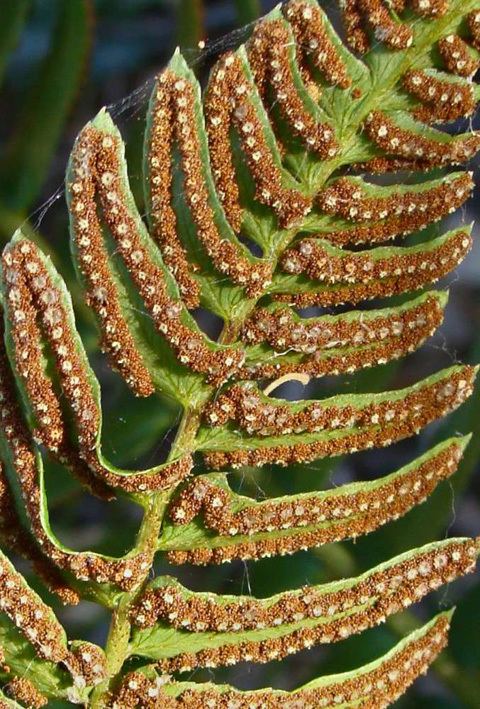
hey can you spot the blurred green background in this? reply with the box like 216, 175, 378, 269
0, 1, 479, 706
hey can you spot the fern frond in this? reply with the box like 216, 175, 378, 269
2, 235, 193, 497
199, 365, 475, 468
67, 112, 244, 399
115, 611, 454, 707
0, 0, 479, 705
160, 437, 468, 563
241, 291, 446, 378
276, 227, 472, 306
0, 321, 154, 591
0, 550, 107, 704
129, 539, 477, 672
313, 172, 473, 245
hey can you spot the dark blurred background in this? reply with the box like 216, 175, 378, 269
0, 1, 479, 707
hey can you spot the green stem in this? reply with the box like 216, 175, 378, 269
90, 376, 213, 704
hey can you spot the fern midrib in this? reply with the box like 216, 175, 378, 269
133, 600, 372, 659
91, 4, 476, 702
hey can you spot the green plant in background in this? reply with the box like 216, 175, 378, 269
0, 0, 479, 707
174, 0, 261, 51
0, 0, 91, 239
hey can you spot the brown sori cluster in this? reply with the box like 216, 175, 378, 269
403, 70, 476, 123
279, 229, 471, 307
67, 643, 108, 687
352, 155, 441, 173
157, 543, 476, 673
146, 77, 200, 308
359, 0, 413, 48
155, 71, 271, 297
28, 561, 80, 607
410, 0, 449, 17
109, 673, 175, 709
316, 173, 473, 246
438, 34, 480, 77
71, 125, 245, 388
469, 10, 480, 50
2, 243, 110, 498
203, 62, 242, 234
247, 19, 338, 159
136, 539, 476, 637
168, 440, 461, 544
0, 333, 151, 590
340, 0, 371, 54
3, 247, 67, 455
0, 555, 68, 663
83, 455, 193, 495
318, 173, 472, 222
283, 1, 352, 89
0, 646, 8, 673
4, 678, 47, 709
364, 111, 480, 165
168, 446, 463, 565
204, 367, 471, 435
205, 52, 312, 230
4, 240, 194, 495
201, 366, 474, 471
209, 367, 473, 434
340, 0, 413, 53
243, 294, 442, 353
69, 132, 154, 398
1, 463, 34, 558
242, 295, 443, 379
103, 614, 454, 708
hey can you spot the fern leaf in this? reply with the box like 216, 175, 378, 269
0, 459, 79, 606
160, 437, 469, 563
146, 55, 273, 303
198, 365, 476, 468
67, 111, 245, 401
129, 539, 477, 672
117, 611, 454, 707
0, 321, 154, 591
0, 0, 479, 705
275, 226, 472, 307
0, 550, 107, 704
312, 172, 473, 245
241, 291, 447, 379
1, 234, 193, 497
